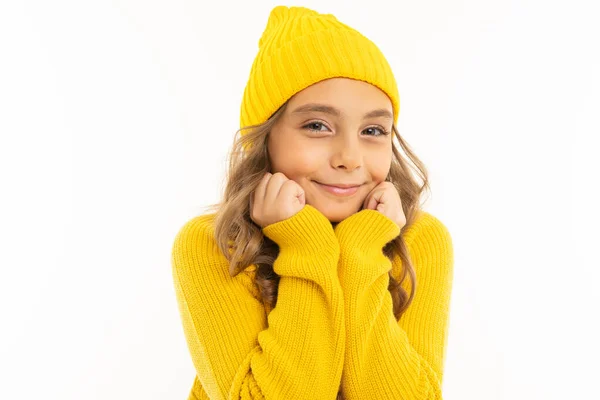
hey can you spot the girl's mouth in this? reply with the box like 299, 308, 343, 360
314, 181, 361, 196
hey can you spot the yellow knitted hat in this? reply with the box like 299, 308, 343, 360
239, 5, 400, 133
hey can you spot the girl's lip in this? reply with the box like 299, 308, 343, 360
315, 181, 361, 196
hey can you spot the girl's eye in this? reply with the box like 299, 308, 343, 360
363, 126, 390, 136
303, 122, 330, 133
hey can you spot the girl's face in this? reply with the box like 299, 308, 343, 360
268, 77, 394, 223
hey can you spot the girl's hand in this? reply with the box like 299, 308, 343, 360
250, 172, 306, 228
362, 181, 407, 230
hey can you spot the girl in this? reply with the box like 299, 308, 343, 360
172, 5, 454, 400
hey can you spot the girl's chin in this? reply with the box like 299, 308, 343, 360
308, 203, 362, 223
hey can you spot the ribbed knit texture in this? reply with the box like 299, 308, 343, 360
171, 205, 453, 399
239, 6, 400, 132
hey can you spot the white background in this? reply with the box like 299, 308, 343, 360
1, 0, 598, 399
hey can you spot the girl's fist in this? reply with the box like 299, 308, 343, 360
250, 172, 306, 228
362, 181, 406, 230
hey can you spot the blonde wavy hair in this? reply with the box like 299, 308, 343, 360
202, 98, 430, 399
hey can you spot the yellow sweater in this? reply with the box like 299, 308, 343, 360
171, 204, 453, 400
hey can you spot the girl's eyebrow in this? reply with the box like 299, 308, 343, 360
291, 103, 393, 120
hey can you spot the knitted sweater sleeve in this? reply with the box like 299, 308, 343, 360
171, 204, 345, 400
334, 209, 454, 399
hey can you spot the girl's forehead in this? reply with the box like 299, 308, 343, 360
287, 79, 394, 114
